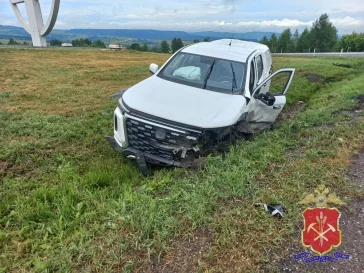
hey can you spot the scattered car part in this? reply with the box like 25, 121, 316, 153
135, 152, 149, 176
255, 203, 285, 218
110, 88, 128, 99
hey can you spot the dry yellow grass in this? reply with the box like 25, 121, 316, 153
0, 49, 169, 115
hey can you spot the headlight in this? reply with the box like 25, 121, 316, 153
118, 99, 130, 115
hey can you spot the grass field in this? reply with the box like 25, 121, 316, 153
1, 48, 363, 272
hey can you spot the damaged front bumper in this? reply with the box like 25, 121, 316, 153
106, 135, 193, 175
106, 135, 184, 167
107, 102, 249, 174
106, 125, 237, 175
107, 102, 207, 174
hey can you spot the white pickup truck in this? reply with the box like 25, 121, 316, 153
106, 39, 295, 174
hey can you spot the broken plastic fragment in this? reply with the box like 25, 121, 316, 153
255, 203, 285, 218
110, 88, 128, 99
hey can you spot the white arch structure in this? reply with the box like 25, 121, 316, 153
9, 0, 60, 47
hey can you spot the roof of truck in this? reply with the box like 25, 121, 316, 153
181, 39, 268, 62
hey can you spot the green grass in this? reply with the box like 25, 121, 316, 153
0, 49, 364, 272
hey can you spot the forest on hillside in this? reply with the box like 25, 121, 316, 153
259, 14, 364, 53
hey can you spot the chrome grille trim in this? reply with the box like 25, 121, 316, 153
125, 114, 185, 133
125, 114, 201, 161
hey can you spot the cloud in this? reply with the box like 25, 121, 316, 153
56, 17, 362, 34
236, 19, 312, 28
1, 0, 363, 34
331, 16, 364, 33
332, 16, 364, 26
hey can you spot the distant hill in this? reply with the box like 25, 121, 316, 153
0, 25, 279, 43
68, 29, 195, 41
0, 25, 29, 38
191, 31, 281, 41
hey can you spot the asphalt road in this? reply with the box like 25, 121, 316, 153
272, 52, 364, 58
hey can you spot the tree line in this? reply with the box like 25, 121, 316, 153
129, 36, 211, 53
337, 32, 364, 52
50, 38, 106, 48
3, 38, 29, 45
129, 37, 186, 53
260, 14, 364, 53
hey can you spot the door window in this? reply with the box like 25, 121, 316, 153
268, 72, 292, 94
256, 55, 264, 81
254, 69, 295, 96
249, 61, 256, 94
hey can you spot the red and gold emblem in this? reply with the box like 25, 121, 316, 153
302, 208, 341, 255
299, 185, 345, 255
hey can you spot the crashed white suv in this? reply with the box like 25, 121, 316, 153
107, 39, 295, 174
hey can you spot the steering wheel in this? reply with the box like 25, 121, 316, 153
218, 76, 233, 83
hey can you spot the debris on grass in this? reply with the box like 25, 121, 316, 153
255, 203, 285, 218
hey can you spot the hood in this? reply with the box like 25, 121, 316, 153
122, 76, 247, 129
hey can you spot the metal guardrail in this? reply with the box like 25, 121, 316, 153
272, 52, 364, 58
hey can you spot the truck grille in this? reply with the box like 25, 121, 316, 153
125, 117, 201, 160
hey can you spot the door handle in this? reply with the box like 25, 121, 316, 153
273, 105, 282, 110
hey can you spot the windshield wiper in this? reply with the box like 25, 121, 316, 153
203, 60, 216, 89
230, 62, 237, 94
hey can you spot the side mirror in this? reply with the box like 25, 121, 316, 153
149, 63, 159, 74
256, 92, 276, 106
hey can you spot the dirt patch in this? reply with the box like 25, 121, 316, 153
286, 147, 307, 162
348, 150, 364, 191
0, 160, 12, 179
188, 157, 207, 171
333, 94, 364, 120
139, 228, 212, 273
315, 123, 336, 130
306, 74, 324, 83
334, 109, 363, 120
355, 94, 364, 104
333, 63, 352, 69
276, 101, 307, 125
352, 95, 364, 112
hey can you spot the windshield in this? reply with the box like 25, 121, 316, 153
158, 52, 245, 94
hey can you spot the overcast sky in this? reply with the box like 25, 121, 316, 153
1, 0, 364, 34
